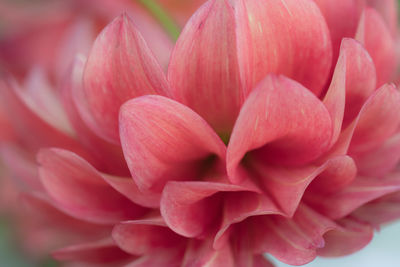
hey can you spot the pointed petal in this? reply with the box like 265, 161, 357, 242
317, 218, 373, 257
249, 204, 337, 265
227, 75, 332, 183
356, 8, 397, 86
160, 180, 250, 238
53, 239, 133, 264
38, 148, 147, 224
312, 0, 364, 65
119, 95, 226, 192
168, 0, 242, 133
83, 14, 170, 143
306, 174, 400, 219
349, 84, 400, 154
234, 0, 332, 96
62, 56, 129, 176
112, 219, 185, 255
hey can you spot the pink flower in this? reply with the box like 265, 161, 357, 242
1, 0, 400, 266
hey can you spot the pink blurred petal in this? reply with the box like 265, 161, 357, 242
53, 239, 133, 264
318, 217, 373, 257
227, 75, 332, 183
356, 8, 397, 86
306, 173, 400, 219
349, 84, 400, 154
38, 148, 147, 224
119, 95, 226, 192
61, 56, 129, 175
366, 0, 398, 37
83, 14, 170, 143
249, 204, 337, 265
312, 0, 364, 66
168, 0, 243, 133
234, 0, 332, 96
112, 218, 185, 255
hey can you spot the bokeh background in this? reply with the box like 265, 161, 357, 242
1, 0, 400, 266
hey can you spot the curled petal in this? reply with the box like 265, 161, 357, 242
52, 239, 133, 264
168, 0, 243, 133
356, 8, 397, 86
234, 0, 332, 96
227, 75, 332, 183
318, 218, 373, 257
83, 14, 170, 143
119, 95, 226, 192
38, 148, 147, 224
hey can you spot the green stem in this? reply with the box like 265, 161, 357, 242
137, 0, 181, 41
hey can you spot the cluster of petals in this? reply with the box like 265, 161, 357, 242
1, 0, 400, 266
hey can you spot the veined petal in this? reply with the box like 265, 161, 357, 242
168, 0, 243, 133
227, 75, 332, 183
317, 217, 373, 257
119, 95, 226, 192
52, 239, 133, 264
356, 8, 397, 86
38, 148, 147, 224
349, 84, 400, 154
112, 218, 185, 255
234, 0, 332, 96
83, 14, 170, 143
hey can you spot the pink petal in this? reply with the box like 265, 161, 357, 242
250, 155, 357, 216
249, 204, 337, 265
38, 148, 147, 224
317, 217, 373, 257
182, 239, 235, 267
366, 0, 398, 37
119, 95, 226, 192
349, 84, 400, 154
62, 56, 129, 176
83, 14, 170, 143
102, 175, 160, 208
227, 75, 332, 183
112, 218, 185, 255
312, 0, 364, 66
52, 239, 133, 264
354, 133, 400, 177
168, 0, 243, 133
160, 180, 250, 238
356, 8, 397, 86
234, 0, 332, 96
306, 174, 400, 219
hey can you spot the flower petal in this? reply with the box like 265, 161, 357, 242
168, 0, 243, 133
317, 218, 373, 257
119, 95, 226, 192
234, 0, 332, 96
38, 148, 147, 224
227, 75, 332, 183
356, 8, 397, 86
366, 0, 398, 37
52, 239, 133, 264
83, 14, 170, 143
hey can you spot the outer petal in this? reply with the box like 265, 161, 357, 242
83, 14, 170, 143
247, 204, 337, 265
112, 218, 185, 255
53, 239, 133, 264
234, 0, 332, 96
317, 218, 373, 257
356, 8, 397, 86
168, 0, 243, 133
227, 75, 332, 183
119, 95, 226, 192
305, 173, 400, 219
349, 84, 400, 154
38, 148, 147, 224
312, 0, 364, 64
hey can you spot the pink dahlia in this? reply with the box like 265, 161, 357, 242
1, 0, 400, 266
